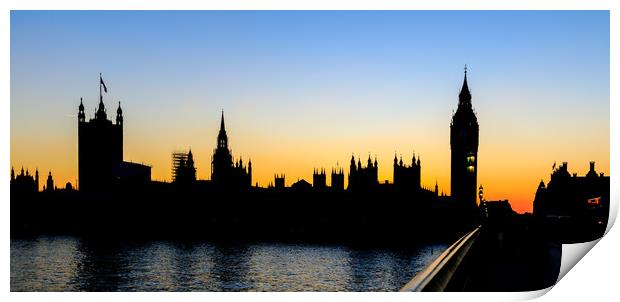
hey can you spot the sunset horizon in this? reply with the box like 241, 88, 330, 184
10, 11, 610, 214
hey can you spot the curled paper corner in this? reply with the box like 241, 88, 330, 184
518, 287, 554, 300
557, 239, 600, 282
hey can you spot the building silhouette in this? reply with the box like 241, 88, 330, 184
533, 161, 610, 242
450, 67, 479, 208
10, 167, 38, 194
172, 149, 196, 185
348, 155, 378, 191
331, 167, 345, 192
45, 171, 54, 192
113, 161, 151, 187
312, 168, 327, 190
291, 178, 312, 192
77, 79, 123, 192
274, 174, 285, 190
211, 112, 252, 190
393, 153, 421, 191
78, 75, 150, 192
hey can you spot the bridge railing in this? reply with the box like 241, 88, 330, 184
400, 225, 481, 292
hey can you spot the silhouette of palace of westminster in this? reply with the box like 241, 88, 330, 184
8, 70, 488, 242
11, 69, 608, 244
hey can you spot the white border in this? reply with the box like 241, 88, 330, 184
2, 1, 618, 302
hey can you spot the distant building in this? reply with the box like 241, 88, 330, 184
45, 171, 54, 192
10, 167, 38, 194
450, 68, 479, 209
533, 161, 610, 242
291, 179, 312, 192
331, 167, 345, 192
312, 168, 327, 190
348, 155, 378, 191
483, 199, 515, 226
112, 161, 151, 186
274, 174, 285, 190
393, 153, 421, 191
211, 112, 252, 190
172, 149, 196, 185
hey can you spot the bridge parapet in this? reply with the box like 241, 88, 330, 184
400, 226, 481, 292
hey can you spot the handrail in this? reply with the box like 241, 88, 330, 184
400, 225, 481, 292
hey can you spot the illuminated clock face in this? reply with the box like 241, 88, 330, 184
467, 153, 475, 173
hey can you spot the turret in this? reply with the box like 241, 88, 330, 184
217, 111, 228, 149
586, 161, 598, 178
46, 171, 54, 192
248, 158, 249, 187
116, 101, 123, 126
95, 97, 107, 121
78, 97, 85, 122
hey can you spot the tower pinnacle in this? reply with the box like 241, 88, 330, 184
217, 111, 228, 149
459, 66, 471, 105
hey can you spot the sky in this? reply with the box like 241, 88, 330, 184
10, 10, 609, 213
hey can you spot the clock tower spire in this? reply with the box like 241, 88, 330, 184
450, 66, 479, 209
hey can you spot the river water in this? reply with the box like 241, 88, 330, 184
11, 237, 447, 291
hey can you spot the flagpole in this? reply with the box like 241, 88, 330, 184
99, 73, 102, 102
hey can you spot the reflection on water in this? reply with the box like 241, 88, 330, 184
11, 237, 447, 291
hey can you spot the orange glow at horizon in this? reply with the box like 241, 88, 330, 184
10, 101, 610, 215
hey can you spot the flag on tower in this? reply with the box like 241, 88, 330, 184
100, 75, 108, 93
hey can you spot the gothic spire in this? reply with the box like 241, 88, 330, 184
220, 110, 226, 132
217, 110, 228, 149
459, 64, 472, 106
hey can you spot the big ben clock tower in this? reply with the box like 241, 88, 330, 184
450, 66, 479, 209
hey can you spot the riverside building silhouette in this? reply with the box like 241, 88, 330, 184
348, 155, 378, 192
10, 167, 38, 194
45, 171, 54, 192
450, 67, 479, 208
77, 75, 150, 192
312, 168, 327, 190
331, 167, 345, 192
393, 153, 422, 192
172, 149, 197, 185
211, 112, 252, 190
533, 161, 610, 242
